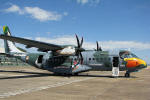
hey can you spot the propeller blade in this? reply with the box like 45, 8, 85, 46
75, 34, 84, 64
96, 41, 102, 51
99, 47, 102, 51
75, 34, 85, 51
80, 37, 83, 47
96, 41, 99, 51
79, 52, 83, 64
75, 34, 80, 48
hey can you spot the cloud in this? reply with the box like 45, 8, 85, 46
98, 41, 150, 50
63, 12, 68, 16
24, 7, 62, 21
1, 34, 149, 52
76, 0, 100, 5
77, 0, 89, 5
4, 5, 67, 22
35, 35, 76, 46
35, 35, 150, 50
46, 32, 51, 35
0, 35, 149, 62
4, 4, 24, 14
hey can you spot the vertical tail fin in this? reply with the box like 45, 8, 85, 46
3, 26, 26, 54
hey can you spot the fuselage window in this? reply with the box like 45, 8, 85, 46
89, 58, 91, 61
93, 58, 95, 60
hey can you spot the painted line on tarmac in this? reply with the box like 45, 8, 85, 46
0, 77, 94, 98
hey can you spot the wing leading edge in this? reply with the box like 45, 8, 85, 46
0, 35, 62, 51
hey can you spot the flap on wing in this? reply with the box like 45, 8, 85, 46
0, 35, 62, 51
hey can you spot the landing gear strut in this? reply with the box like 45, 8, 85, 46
72, 73, 79, 76
125, 72, 130, 77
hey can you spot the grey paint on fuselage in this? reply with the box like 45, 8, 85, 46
34, 50, 126, 74
13, 50, 126, 74
81, 51, 124, 71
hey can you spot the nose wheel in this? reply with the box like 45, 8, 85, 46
125, 72, 130, 77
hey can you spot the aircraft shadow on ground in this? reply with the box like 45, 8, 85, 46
0, 70, 54, 80
0, 70, 137, 80
75, 74, 137, 78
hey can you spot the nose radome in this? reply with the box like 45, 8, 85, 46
124, 58, 147, 68
136, 58, 147, 66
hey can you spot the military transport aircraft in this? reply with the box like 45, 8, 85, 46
0, 26, 147, 77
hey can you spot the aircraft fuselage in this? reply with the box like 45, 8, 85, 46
15, 50, 146, 75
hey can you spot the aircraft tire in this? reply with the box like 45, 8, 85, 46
125, 73, 130, 77
74, 73, 79, 76
72, 73, 78, 76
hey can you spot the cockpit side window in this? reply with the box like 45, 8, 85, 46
130, 53, 138, 58
124, 54, 129, 58
119, 51, 138, 59
119, 51, 128, 59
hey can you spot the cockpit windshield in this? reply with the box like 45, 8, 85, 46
119, 51, 138, 59
130, 53, 138, 58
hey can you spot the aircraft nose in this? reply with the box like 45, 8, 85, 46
124, 58, 147, 69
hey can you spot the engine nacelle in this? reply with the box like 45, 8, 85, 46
57, 46, 75, 55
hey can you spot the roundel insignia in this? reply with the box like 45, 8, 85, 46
73, 60, 78, 65
72, 60, 79, 71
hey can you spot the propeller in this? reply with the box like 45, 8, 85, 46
96, 41, 102, 51
75, 34, 84, 64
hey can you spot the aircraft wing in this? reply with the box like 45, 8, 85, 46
0, 35, 62, 51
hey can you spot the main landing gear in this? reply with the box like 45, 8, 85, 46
125, 72, 130, 77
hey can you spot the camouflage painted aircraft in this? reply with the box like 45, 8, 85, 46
0, 26, 147, 77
